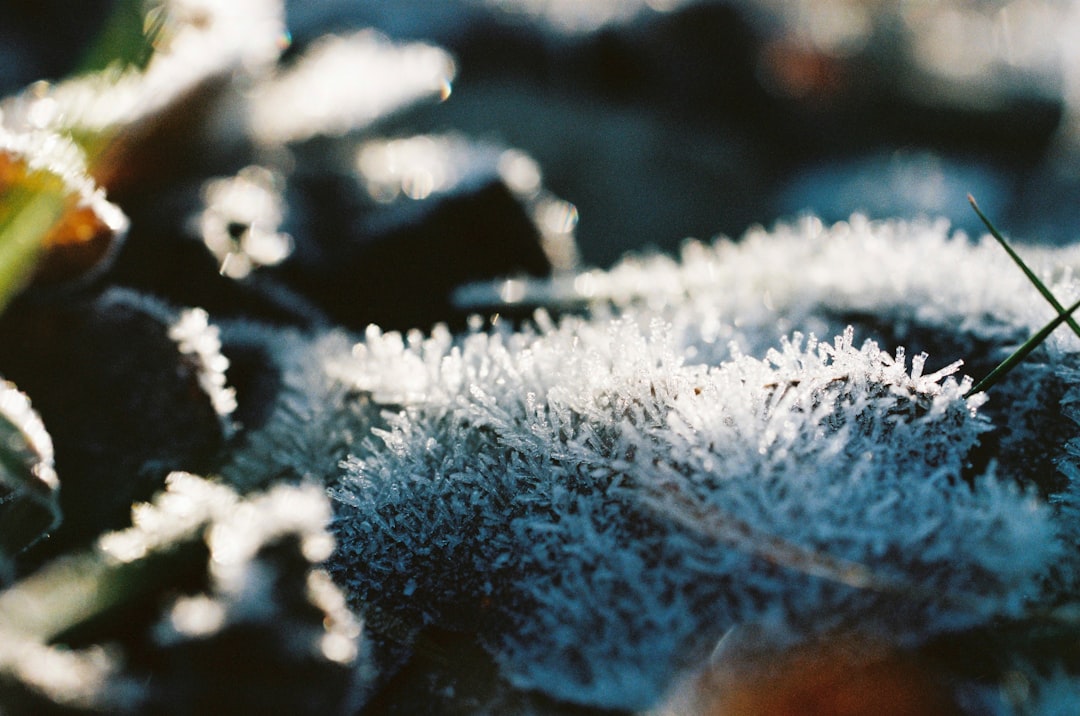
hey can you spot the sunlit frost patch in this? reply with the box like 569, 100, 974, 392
207, 214, 1080, 710
456, 214, 1080, 362
248, 30, 456, 145
218, 323, 366, 493
0, 0, 286, 140
326, 311, 1058, 709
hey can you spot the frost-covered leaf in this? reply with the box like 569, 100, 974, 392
0, 472, 369, 714
326, 310, 1055, 709
247, 30, 455, 145
456, 214, 1080, 358
0, 0, 287, 197
0, 128, 128, 304
0, 380, 59, 576
0, 290, 235, 554
205, 215, 1080, 709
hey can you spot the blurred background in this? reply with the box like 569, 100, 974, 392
2, 0, 1078, 269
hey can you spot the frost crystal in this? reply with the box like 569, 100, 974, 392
168, 308, 237, 428
456, 214, 1080, 362
327, 312, 1057, 709
215, 215, 1080, 710
0, 127, 129, 285
219, 323, 367, 493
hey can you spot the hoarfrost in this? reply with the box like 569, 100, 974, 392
223, 214, 1080, 710
168, 308, 238, 426
327, 311, 1058, 709
218, 323, 369, 493
456, 214, 1080, 362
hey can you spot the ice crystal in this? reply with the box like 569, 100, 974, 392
455, 214, 1080, 362
0, 380, 57, 495
1047, 372, 1080, 592
456, 213, 1080, 494
97, 471, 239, 565
327, 311, 1057, 709
0, 127, 97, 194
218, 324, 367, 493
168, 307, 237, 429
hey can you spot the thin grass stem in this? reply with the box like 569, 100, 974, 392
969, 194, 1080, 340
966, 296, 1080, 397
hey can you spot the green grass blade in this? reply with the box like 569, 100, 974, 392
0, 189, 67, 312
966, 295, 1080, 397
969, 194, 1080, 340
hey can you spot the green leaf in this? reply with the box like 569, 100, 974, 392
76, 0, 167, 74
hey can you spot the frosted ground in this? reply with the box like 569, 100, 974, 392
220, 213, 1080, 712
